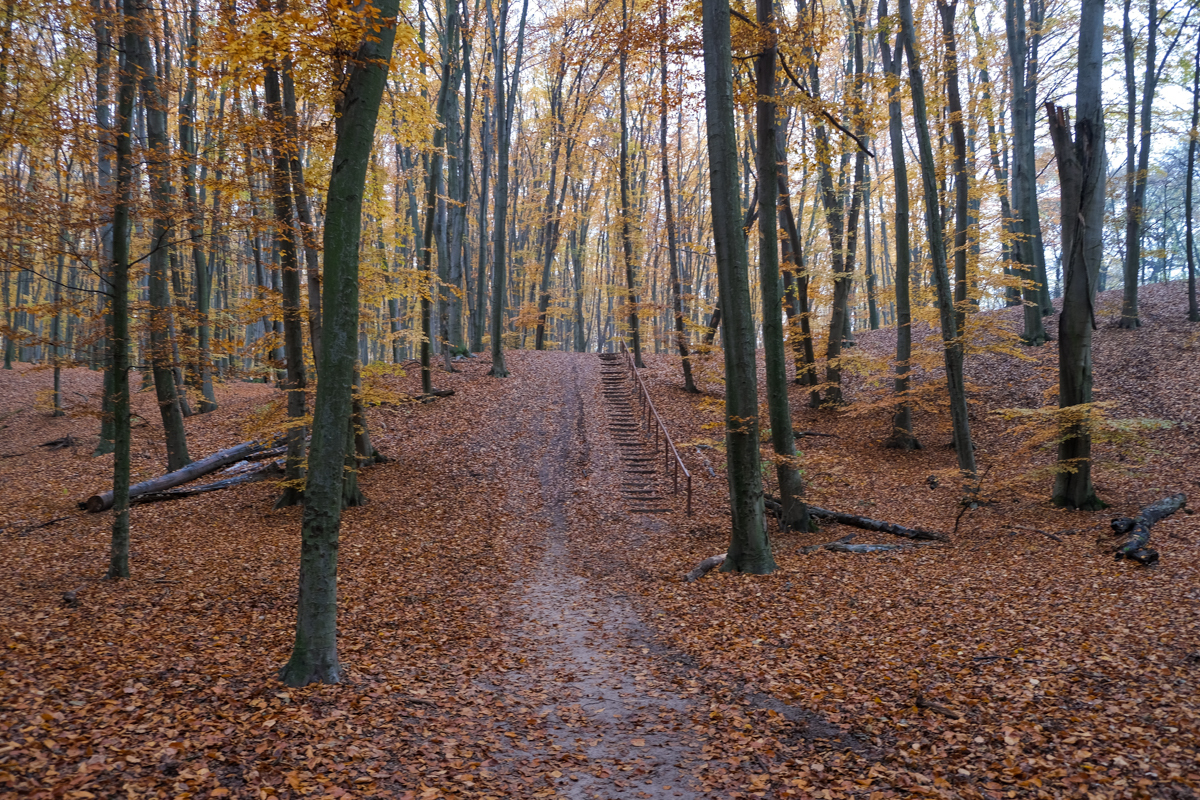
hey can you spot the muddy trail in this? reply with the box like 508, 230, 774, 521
482, 354, 705, 798
467, 353, 858, 799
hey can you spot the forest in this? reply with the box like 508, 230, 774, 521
1, 0, 1199, 796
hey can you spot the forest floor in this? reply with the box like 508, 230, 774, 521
1, 281, 1198, 800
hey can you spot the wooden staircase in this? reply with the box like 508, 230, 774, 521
598, 353, 672, 514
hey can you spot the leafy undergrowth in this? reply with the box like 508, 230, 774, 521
0, 282, 1197, 800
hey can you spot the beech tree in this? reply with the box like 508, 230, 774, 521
1046, 0, 1106, 510
898, 0, 978, 490
703, 0, 773, 574
279, 0, 402, 687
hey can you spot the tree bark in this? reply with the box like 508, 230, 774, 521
620, 0, 645, 368
83, 436, 286, 512
661, 0, 697, 392
1190, 24, 1200, 323
135, 8, 191, 472
420, 2, 460, 393
106, 0, 139, 579
181, 0, 217, 413
756, 0, 808, 532
702, 0, 773, 574
879, 9, 919, 451
1006, 0, 1048, 345
1120, 0, 1156, 329
487, 0, 529, 377
1111, 493, 1186, 565
1046, 0, 1105, 511
262, 33, 307, 509
939, 0, 970, 334
899, 0, 978, 490
279, 0, 400, 687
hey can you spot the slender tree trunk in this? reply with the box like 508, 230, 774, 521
1119, 0, 1181, 328
756, 0, 808, 532
703, 0, 773, 574
136, 7, 191, 472
1046, 0, 1105, 510
472, 69, 491, 353
93, 0, 117, 454
899, 0, 977, 487
181, 0, 217, 412
660, 0, 697, 392
1189, 25, 1200, 323
108, 0, 140, 579
1006, 0, 1048, 344
279, 0, 400, 688
880, 8, 919, 450
940, 0, 969, 334
263, 32, 307, 509
487, 0, 529, 377
420, 3, 460, 391
282, 64, 323, 367
620, 0, 645, 367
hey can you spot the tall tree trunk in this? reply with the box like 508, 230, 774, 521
777, 119, 819, 400
181, 0, 217, 412
1189, 24, 1200, 323
1006, 0, 1048, 344
282, 63, 322, 366
279, 0, 400, 688
108, 0, 140, 579
263, 21, 307, 509
969, 5, 1022, 311
136, 7, 191, 472
880, 7, 919, 450
472, 69, 491, 353
1046, 0, 1105, 510
756, 0, 808, 532
93, 0, 117, 455
420, 1, 460, 390
807, 0, 866, 404
899, 0, 977, 488
939, 0, 969, 334
660, 0, 697, 392
487, 0, 529, 377
702, 0, 773, 574
620, 0, 645, 367
1118, 0, 1184, 327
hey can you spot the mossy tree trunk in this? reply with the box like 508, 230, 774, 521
879, 5, 920, 451
279, 0, 400, 687
702, 0, 773, 574
107, 0, 140, 580
756, 0, 808, 532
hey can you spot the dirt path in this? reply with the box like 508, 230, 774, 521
486, 354, 708, 799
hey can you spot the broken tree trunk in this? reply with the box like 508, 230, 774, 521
800, 534, 856, 554
766, 498, 948, 541
1111, 492, 1186, 566
81, 435, 285, 512
685, 553, 727, 582
129, 460, 284, 506
808, 505, 948, 541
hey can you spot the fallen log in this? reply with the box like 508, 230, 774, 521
1111, 493, 1186, 566
825, 541, 912, 553
799, 534, 856, 554
81, 435, 285, 512
805, 504, 948, 541
684, 553, 726, 582
129, 460, 284, 506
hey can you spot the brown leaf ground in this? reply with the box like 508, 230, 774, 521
1, 281, 1197, 800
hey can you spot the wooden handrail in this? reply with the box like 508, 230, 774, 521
619, 345, 692, 515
